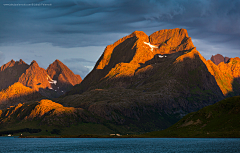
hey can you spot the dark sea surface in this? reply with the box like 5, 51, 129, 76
0, 137, 239, 153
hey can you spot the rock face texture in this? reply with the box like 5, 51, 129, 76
0, 59, 82, 109
58, 28, 228, 132
0, 59, 29, 90
206, 57, 240, 96
68, 28, 196, 94
210, 54, 230, 65
47, 60, 82, 92
1, 28, 240, 134
18, 60, 51, 91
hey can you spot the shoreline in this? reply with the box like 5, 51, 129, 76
18, 135, 240, 138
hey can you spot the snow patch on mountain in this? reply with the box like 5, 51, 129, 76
158, 55, 167, 58
47, 75, 57, 85
144, 42, 158, 51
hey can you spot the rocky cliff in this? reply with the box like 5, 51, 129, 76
47, 59, 82, 93
57, 28, 225, 132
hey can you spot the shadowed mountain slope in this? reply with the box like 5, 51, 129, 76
0, 99, 123, 135
68, 28, 195, 94
144, 96, 240, 138
55, 28, 225, 132
1, 28, 239, 135
0, 59, 29, 90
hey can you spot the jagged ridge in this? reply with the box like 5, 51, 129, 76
57, 28, 225, 132
47, 59, 82, 91
0, 59, 82, 109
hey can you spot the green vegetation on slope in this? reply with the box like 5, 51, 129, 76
143, 96, 240, 138
0, 98, 179, 136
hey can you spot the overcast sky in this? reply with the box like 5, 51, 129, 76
1, 0, 240, 78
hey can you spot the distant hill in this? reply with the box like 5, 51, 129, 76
0, 82, 43, 109
144, 96, 240, 138
0, 99, 121, 136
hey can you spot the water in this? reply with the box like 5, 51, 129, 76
0, 137, 239, 153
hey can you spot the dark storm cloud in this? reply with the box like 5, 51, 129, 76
63, 57, 94, 63
1, 0, 240, 52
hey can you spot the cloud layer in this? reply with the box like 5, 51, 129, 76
1, 0, 240, 48
1, 0, 240, 77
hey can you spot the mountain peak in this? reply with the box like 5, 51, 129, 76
149, 28, 193, 54
68, 28, 199, 96
210, 54, 230, 65
46, 59, 82, 91
30, 60, 39, 66
53, 59, 62, 64
0, 58, 81, 99
0, 60, 15, 71
51, 59, 66, 68
94, 28, 195, 71
16, 59, 27, 65
131, 31, 148, 39
0, 59, 30, 90
19, 60, 51, 91
47, 59, 67, 72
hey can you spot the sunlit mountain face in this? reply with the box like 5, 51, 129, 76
0, 59, 82, 102
0, 28, 240, 136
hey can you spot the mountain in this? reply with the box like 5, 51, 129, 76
144, 96, 240, 138
0, 99, 119, 136
18, 60, 52, 91
0, 59, 29, 90
46, 59, 82, 93
206, 56, 240, 96
67, 28, 196, 94
56, 28, 226, 132
0, 59, 82, 106
1, 28, 239, 135
0, 82, 43, 109
210, 54, 230, 65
